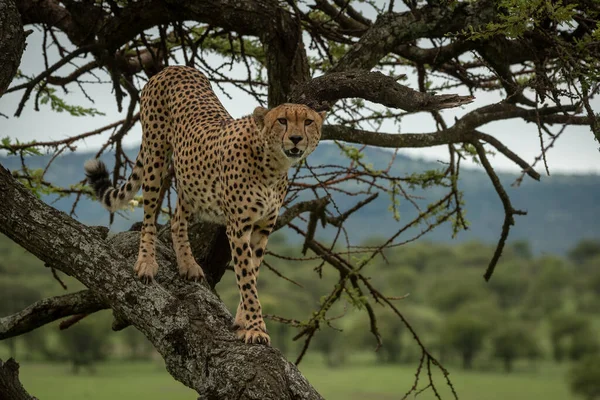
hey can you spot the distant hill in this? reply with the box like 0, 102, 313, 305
1, 143, 599, 255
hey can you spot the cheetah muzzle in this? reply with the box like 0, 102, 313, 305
84, 65, 325, 345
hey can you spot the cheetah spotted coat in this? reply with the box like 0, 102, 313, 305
85, 66, 325, 344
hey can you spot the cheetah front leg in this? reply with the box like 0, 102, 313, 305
231, 211, 277, 339
171, 196, 205, 281
249, 212, 277, 276
226, 221, 270, 345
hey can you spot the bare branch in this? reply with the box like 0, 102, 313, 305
0, 290, 107, 340
274, 197, 330, 231
473, 142, 527, 281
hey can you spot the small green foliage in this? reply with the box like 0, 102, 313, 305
342, 285, 368, 311
0, 137, 42, 156
338, 144, 364, 162
405, 169, 448, 190
460, 0, 578, 40
38, 87, 105, 117
388, 180, 402, 221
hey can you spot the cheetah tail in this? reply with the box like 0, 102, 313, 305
84, 154, 143, 213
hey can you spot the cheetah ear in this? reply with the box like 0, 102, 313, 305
318, 111, 327, 121
253, 106, 268, 130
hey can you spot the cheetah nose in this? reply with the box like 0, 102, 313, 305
290, 135, 302, 145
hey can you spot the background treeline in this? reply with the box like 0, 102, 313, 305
2, 144, 600, 255
1, 234, 600, 398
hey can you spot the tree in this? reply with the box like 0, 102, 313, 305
121, 326, 155, 361
569, 240, 600, 267
442, 308, 493, 370
550, 313, 599, 362
429, 270, 493, 313
490, 321, 540, 373
57, 315, 111, 374
568, 355, 600, 400
0, 0, 599, 398
0, 283, 41, 359
0, 0, 25, 95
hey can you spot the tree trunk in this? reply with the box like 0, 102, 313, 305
0, 0, 25, 96
503, 356, 513, 373
462, 351, 473, 370
0, 165, 323, 399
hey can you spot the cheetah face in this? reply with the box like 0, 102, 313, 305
253, 104, 326, 163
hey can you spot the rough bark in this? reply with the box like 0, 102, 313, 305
330, 0, 498, 73
289, 70, 474, 111
0, 359, 37, 400
0, 165, 322, 400
0, 290, 107, 340
0, 0, 26, 96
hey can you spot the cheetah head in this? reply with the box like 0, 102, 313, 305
253, 104, 326, 163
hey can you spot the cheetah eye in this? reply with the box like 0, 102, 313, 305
304, 119, 314, 126
277, 118, 287, 125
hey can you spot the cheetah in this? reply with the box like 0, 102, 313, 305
84, 66, 325, 344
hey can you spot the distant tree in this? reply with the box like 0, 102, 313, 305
587, 270, 600, 297
372, 312, 405, 365
486, 261, 530, 309
442, 309, 492, 370
121, 327, 154, 361
429, 271, 493, 313
20, 328, 51, 362
550, 314, 599, 362
0, 282, 41, 358
568, 355, 600, 400
523, 258, 572, 318
58, 318, 111, 374
312, 328, 347, 368
569, 329, 600, 362
510, 241, 533, 260
490, 321, 540, 373
569, 240, 600, 266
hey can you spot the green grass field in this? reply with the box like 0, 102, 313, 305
12, 357, 575, 400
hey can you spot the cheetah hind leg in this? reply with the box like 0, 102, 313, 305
135, 223, 160, 283
171, 198, 205, 281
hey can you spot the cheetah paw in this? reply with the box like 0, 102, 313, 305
177, 257, 205, 281
235, 327, 271, 345
134, 259, 159, 283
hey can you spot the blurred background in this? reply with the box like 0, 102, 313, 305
1, 0, 600, 399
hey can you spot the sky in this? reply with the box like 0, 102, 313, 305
1, 20, 598, 176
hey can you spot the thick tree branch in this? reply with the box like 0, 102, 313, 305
0, 290, 107, 340
0, 359, 36, 400
0, 164, 321, 400
0, 0, 26, 96
289, 70, 474, 111
331, 1, 497, 73
17, 0, 309, 106
322, 124, 466, 148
